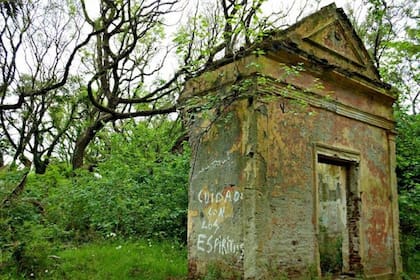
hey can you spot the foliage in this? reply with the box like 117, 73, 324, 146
0, 120, 190, 277
0, 168, 58, 277
396, 112, 420, 193
395, 111, 420, 275
318, 225, 343, 276
56, 120, 189, 242
2, 239, 187, 280
353, 0, 419, 114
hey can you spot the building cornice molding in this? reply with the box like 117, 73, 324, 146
260, 79, 395, 131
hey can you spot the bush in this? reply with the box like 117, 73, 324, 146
44, 121, 190, 242
0, 120, 190, 277
395, 112, 420, 275
0, 169, 58, 277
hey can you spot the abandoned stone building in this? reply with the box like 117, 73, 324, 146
181, 3, 402, 279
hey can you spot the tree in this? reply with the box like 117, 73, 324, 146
0, 0, 99, 111
71, 0, 183, 169
72, 0, 279, 169
1, 0, 316, 170
351, 0, 419, 114
1, 76, 86, 173
0, 0, 103, 171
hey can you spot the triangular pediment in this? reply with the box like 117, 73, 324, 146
274, 4, 380, 81
304, 20, 365, 67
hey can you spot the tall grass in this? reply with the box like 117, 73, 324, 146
1, 239, 187, 280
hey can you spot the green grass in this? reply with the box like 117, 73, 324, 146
2, 239, 187, 280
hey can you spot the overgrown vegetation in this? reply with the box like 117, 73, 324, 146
396, 111, 420, 275
1, 240, 187, 279
318, 226, 343, 276
0, 0, 418, 278
0, 120, 190, 278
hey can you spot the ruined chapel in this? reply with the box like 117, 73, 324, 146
181, 3, 402, 279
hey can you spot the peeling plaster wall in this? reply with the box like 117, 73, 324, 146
187, 101, 247, 279
258, 98, 397, 277
183, 25, 400, 278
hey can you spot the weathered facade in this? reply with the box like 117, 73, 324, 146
181, 4, 402, 279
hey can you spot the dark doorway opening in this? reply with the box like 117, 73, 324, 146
317, 154, 362, 277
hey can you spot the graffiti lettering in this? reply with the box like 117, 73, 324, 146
198, 189, 243, 205
195, 185, 243, 256
201, 220, 220, 233
207, 206, 225, 217
197, 234, 244, 255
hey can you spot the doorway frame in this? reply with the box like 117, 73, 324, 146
313, 143, 362, 277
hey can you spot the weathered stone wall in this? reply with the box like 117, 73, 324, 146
187, 101, 247, 279
253, 96, 397, 277
184, 58, 400, 279
183, 5, 401, 278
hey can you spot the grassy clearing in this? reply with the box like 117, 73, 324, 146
1, 239, 187, 280
53, 239, 187, 280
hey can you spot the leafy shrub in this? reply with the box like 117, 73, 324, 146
0, 169, 58, 277
0, 120, 190, 277
44, 121, 190, 242
395, 112, 420, 275
48, 239, 187, 279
